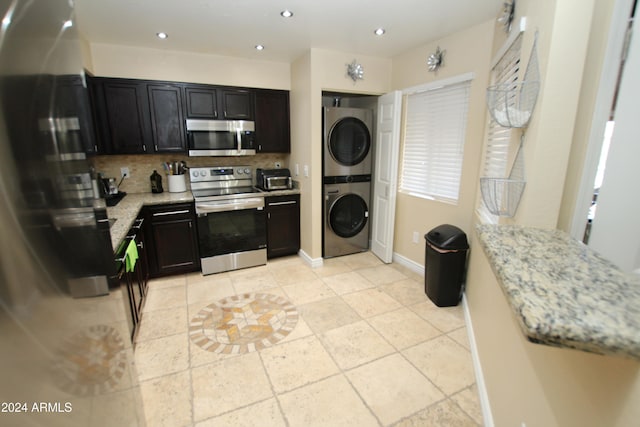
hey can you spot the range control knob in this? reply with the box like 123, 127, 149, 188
244, 168, 251, 175
191, 170, 199, 178
236, 169, 244, 175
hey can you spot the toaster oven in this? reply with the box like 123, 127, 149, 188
256, 168, 292, 191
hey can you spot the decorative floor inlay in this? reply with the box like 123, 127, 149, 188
190, 293, 298, 354
52, 325, 127, 396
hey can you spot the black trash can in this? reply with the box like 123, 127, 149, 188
424, 224, 469, 307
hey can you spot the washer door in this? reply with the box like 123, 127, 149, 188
329, 193, 368, 238
328, 117, 371, 166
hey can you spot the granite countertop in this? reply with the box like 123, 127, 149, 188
107, 188, 300, 251
476, 224, 640, 359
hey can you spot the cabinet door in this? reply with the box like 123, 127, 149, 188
150, 219, 199, 275
145, 204, 200, 277
184, 86, 218, 119
266, 195, 300, 259
148, 84, 186, 152
220, 88, 254, 120
99, 79, 152, 154
55, 74, 98, 155
255, 89, 290, 153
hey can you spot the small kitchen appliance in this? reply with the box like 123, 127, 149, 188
256, 168, 292, 191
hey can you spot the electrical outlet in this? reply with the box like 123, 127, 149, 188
412, 231, 420, 244
120, 167, 130, 178
275, 162, 281, 169
303, 165, 309, 177
294, 164, 300, 176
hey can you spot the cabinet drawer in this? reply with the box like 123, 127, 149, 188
146, 203, 195, 222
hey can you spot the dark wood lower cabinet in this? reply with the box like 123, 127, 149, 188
116, 217, 148, 342
266, 194, 300, 259
144, 203, 200, 277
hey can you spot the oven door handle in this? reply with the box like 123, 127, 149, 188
196, 197, 265, 214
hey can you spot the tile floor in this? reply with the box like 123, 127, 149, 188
134, 252, 483, 427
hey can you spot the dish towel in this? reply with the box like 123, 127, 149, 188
125, 239, 139, 273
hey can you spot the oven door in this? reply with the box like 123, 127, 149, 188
186, 119, 256, 156
195, 198, 267, 274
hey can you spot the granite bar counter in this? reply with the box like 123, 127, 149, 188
476, 224, 640, 359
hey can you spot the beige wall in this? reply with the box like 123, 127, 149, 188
389, 20, 495, 267
466, 242, 640, 427
87, 43, 291, 89
490, 0, 595, 228
465, 0, 640, 425
290, 52, 315, 259
292, 49, 392, 260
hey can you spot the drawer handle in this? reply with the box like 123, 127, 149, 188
153, 209, 190, 216
268, 201, 297, 206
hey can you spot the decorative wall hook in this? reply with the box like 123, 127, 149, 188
346, 59, 364, 83
427, 46, 445, 72
498, 0, 515, 33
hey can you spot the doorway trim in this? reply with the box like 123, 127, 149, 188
569, 0, 636, 240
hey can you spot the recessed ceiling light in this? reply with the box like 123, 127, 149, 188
374, 28, 386, 36
255, 44, 265, 51
156, 32, 168, 39
280, 10, 293, 18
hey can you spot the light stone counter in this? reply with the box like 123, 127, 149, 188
476, 224, 640, 359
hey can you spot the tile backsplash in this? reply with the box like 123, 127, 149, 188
91, 153, 289, 194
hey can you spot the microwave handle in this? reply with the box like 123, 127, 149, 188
236, 128, 242, 151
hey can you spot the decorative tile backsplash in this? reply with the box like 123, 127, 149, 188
91, 153, 289, 194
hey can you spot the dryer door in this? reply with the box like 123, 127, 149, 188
328, 193, 369, 238
328, 117, 371, 166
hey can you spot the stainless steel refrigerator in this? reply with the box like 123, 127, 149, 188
0, 0, 145, 424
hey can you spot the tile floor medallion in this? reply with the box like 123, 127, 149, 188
52, 324, 127, 396
189, 293, 298, 354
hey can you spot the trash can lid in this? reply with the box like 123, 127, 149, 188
425, 224, 469, 250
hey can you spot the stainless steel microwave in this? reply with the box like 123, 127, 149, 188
186, 119, 256, 156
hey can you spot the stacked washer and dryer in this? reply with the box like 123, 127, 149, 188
323, 107, 374, 258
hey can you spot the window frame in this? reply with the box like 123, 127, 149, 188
399, 73, 474, 205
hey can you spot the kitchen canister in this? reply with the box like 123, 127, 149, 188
167, 174, 187, 193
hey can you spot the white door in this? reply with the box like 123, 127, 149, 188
588, 14, 640, 274
371, 91, 402, 263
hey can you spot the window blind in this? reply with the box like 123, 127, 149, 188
399, 79, 471, 204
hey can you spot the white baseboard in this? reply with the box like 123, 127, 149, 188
298, 249, 323, 268
462, 294, 494, 427
392, 252, 425, 276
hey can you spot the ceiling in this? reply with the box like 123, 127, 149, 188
73, 0, 505, 63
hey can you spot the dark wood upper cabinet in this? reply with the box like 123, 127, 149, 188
90, 77, 289, 155
184, 86, 253, 120
148, 84, 186, 152
94, 78, 152, 154
55, 74, 98, 155
255, 89, 290, 153
184, 86, 218, 119
220, 88, 253, 120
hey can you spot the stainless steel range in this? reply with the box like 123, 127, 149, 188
190, 165, 266, 275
